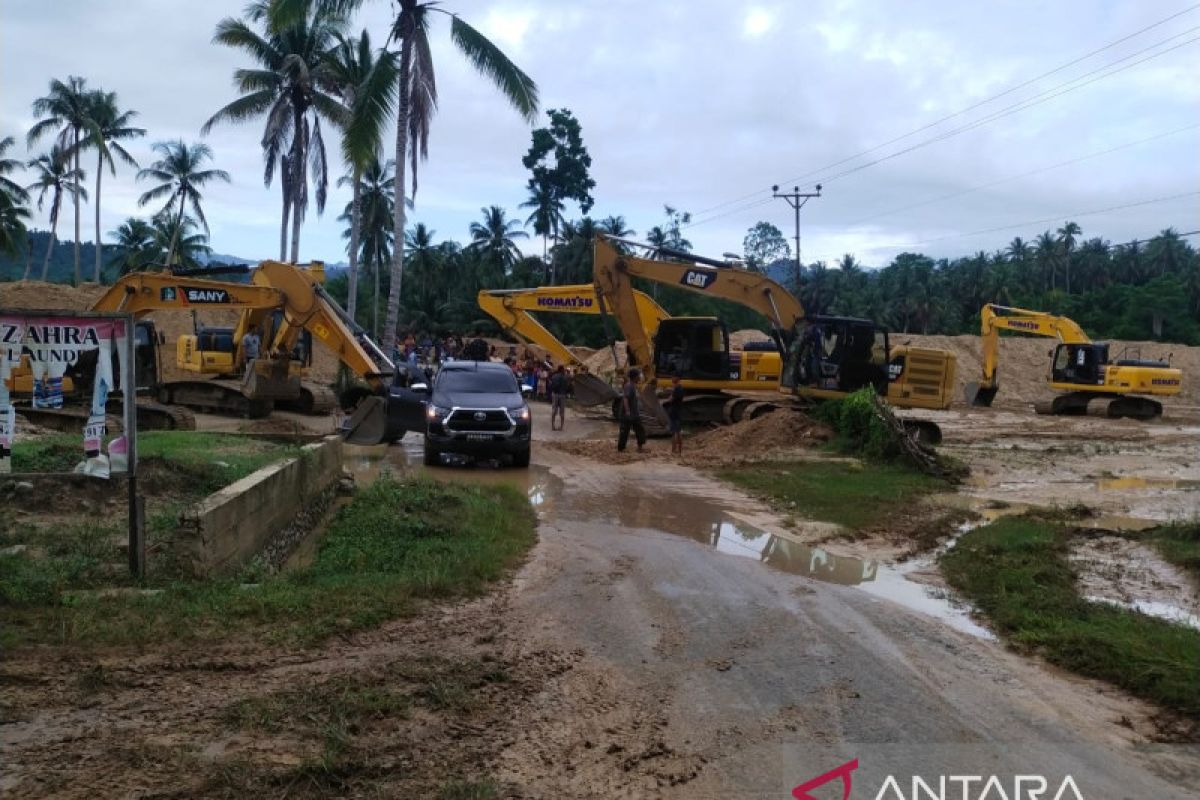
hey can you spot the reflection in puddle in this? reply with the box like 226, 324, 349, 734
1085, 596, 1200, 630
707, 521, 879, 586
1095, 476, 1200, 491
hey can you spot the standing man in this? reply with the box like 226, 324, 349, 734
617, 368, 646, 453
667, 374, 685, 456
549, 365, 569, 431
241, 326, 261, 376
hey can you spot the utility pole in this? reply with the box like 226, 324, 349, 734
772, 184, 821, 291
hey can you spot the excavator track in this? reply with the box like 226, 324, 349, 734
14, 398, 195, 433
276, 382, 338, 415
158, 380, 273, 419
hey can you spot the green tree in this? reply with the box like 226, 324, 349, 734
28, 76, 95, 283
25, 145, 86, 280
136, 141, 230, 266
1056, 220, 1081, 294
1035, 230, 1057, 291
380, 0, 539, 353
83, 90, 144, 282
339, 156, 395, 334
743, 221, 790, 271
0, 136, 30, 261
0, 136, 28, 207
597, 215, 634, 239
326, 29, 398, 320
204, 0, 347, 262
151, 213, 211, 269
107, 217, 160, 274
521, 108, 595, 269
469, 205, 527, 283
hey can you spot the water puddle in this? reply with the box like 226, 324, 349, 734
1095, 476, 1200, 491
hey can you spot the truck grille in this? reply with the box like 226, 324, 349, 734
445, 409, 512, 433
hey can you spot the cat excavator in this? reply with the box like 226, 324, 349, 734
476, 284, 783, 410
592, 235, 956, 441
965, 303, 1182, 419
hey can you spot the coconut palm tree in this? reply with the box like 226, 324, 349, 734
83, 90, 144, 282
136, 141, 230, 266
597, 215, 634, 239
204, 0, 347, 262
28, 76, 96, 284
339, 156, 396, 334
151, 213, 211, 269
25, 146, 86, 280
469, 205, 527, 278
0, 136, 28, 207
521, 176, 563, 260
107, 217, 160, 275
326, 30, 399, 320
1034, 230, 1057, 291
1056, 221, 1081, 294
379, 0, 539, 352
0, 193, 30, 259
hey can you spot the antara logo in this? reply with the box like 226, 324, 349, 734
183, 288, 231, 304
535, 296, 593, 309
681, 269, 716, 289
792, 759, 1086, 800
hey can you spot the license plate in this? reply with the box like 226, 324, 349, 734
466, 433, 492, 441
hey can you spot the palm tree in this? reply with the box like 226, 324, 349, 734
597, 215, 634, 240
380, 0, 539, 353
326, 30, 399, 320
25, 146, 86, 280
469, 205, 527, 278
339, 156, 396, 334
204, 0, 347, 262
83, 90, 144, 282
405, 222, 438, 309
0, 136, 28, 207
0, 136, 30, 261
28, 76, 95, 284
1056, 221, 1081, 294
108, 218, 160, 275
1034, 230, 1057, 291
1147, 228, 1189, 277
151, 213, 211, 269
520, 176, 563, 260
136, 141, 230, 266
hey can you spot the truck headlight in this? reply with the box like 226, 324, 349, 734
427, 404, 450, 421
515, 406, 530, 421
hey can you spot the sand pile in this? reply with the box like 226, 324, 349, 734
728, 328, 774, 349
900, 333, 1199, 408
578, 331, 773, 378
550, 408, 831, 466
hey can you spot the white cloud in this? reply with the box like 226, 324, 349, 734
743, 8, 774, 39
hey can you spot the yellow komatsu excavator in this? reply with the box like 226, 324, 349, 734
476, 284, 783, 409
592, 235, 956, 439
965, 303, 1183, 419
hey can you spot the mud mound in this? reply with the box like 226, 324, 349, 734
1, 280, 105, 310
728, 328, 773, 350
550, 409, 831, 466
901, 334, 1199, 408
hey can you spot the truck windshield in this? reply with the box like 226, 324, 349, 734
438, 370, 519, 394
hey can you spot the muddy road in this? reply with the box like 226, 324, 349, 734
3, 405, 1198, 797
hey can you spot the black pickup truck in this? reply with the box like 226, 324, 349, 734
388, 360, 532, 467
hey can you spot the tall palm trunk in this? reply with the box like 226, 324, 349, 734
383, 33, 413, 355
347, 168, 363, 321
279, 157, 289, 261
166, 192, 186, 266
289, 110, 305, 263
93, 150, 103, 283
72, 126, 81, 284
22, 235, 33, 280
42, 194, 61, 280
371, 251, 380, 339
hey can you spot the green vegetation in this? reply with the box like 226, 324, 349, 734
716, 459, 942, 531
1142, 522, 1200, 579
814, 388, 906, 462
942, 516, 1200, 718
1, 477, 535, 649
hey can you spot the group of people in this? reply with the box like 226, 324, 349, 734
502, 347, 572, 431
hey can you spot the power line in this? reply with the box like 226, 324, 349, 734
685, 4, 1200, 221
810, 191, 1200, 260
841, 122, 1200, 227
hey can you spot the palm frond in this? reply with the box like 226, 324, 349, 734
448, 15, 538, 123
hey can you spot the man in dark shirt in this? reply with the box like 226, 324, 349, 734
617, 369, 646, 453
667, 374, 685, 456
549, 365, 569, 431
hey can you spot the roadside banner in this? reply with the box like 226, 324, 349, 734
0, 312, 132, 478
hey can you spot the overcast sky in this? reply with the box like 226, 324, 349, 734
2, 0, 1198, 268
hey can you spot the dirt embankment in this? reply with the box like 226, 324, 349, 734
902, 333, 1199, 409
0, 280, 341, 386
550, 408, 832, 467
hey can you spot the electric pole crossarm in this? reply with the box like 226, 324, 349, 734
771, 184, 822, 290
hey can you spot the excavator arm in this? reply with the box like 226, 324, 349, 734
591, 234, 804, 366
969, 303, 1091, 405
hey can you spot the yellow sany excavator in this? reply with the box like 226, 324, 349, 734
476, 284, 784, 409
592, 235, 956, 438
965, 303, 1183, 419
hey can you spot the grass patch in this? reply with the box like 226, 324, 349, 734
1142, 522, 1200, 579
942, 516, 1200, 718
1, 477, 536, 649
716, 459, 943, 531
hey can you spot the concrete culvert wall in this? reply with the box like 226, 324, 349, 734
174, 435, 344, 577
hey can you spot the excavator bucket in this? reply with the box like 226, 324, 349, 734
342, 396, 388, 445
572, 373, 619, 406
964, 381, 998, 407
639, 383, 671, 434
243, 357, 301, 402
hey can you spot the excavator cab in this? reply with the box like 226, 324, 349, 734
1052, 343, 1107, 386
651, 318, 735, 381
785, 316, 889, 396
